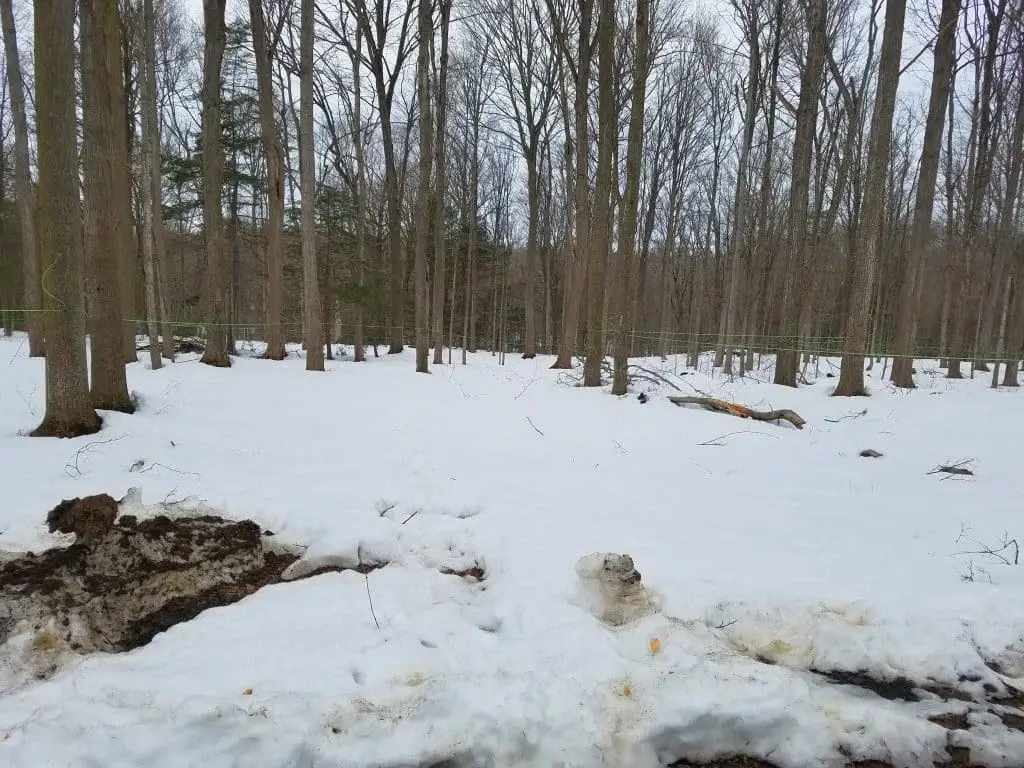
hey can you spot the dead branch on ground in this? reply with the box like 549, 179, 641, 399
697, 430, 780, 446
64, 434, 128, 478
956, 525, 1020, 566
669, 396, 806, 429
825, 409, 867, 423
928, 459, 975, 478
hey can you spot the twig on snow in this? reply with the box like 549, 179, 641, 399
138, 462, 201, 478
955, 526, 1020, 566
960, 561, 993, 583
525, 416, 545, 436
698, 430, 780, 447
825, 409, 868, 423
365, 574, 381, 630
64, 434, 128, 478
7, 335, 27, 365
401, 508, 421, 525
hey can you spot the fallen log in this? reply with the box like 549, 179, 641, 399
668, 396, 806, 430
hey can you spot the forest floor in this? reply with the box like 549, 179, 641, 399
1, 332, 1023, 768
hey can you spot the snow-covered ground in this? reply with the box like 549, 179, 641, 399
1, 333, 1023, 767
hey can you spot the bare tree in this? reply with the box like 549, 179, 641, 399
138, 0, 164, 372
343, 0, 416, 354
250, 0, 287, 360
199, 0, 231, 367
551, 0, 595, 370
834, 0, 907, 395
717, 0, 762, 377
890, 0, 961, 388
773, 0, 827, 387
31, 0, 102, 438
349, 24, 369, 362
0, 0, 42, 356
610, 0, 651, 395
431, 0, 452, 364
300, 0, 324, 370
483, 0, 558, 359
582, 0, 614, 387
414, 0, 433, 372
82, 0, 138, 406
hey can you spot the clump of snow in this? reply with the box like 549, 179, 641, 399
574, 552, 654, 626
2, 334, 1024, 766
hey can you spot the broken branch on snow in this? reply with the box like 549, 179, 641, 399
928, 459, 975, 478
668, 396, 806, 429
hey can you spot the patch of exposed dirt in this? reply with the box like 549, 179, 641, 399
928, 711, 971, 730
999, 708, 1024, 732
0, 495, 490, 675
810, 667, 920, 701
665, 749, 990, 768
667, 758, 780, 767
0, 496, 299, 656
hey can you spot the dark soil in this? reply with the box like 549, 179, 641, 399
928, 711, 970, 730
668, 758, 779, 767
1, 495, 489, 662
1, 499, 297, 654
810, 668, 919, 701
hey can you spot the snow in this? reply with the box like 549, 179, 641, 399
1, 334, 1023, 767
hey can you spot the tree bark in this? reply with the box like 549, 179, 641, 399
582, 0, 614, 387
138, 0, 163, 373
350, 28, 368, 362
82, 0, 138, 410
834, 0, 906, 396
117, 18, 137, 364
31, 0, 102, 438
719, 9, 759, 377
992, 83, 1024, 385
610, 0, 650, 395
199, 0, 231, 367
553, 0, 594, 369
249, 0, 286, 361
299, 0, 323, 371
773, 0, 826, 387
414, 0, 434, 372
0, 0, 42, 357
431, 0, 451, 365
889, 2, 960, 387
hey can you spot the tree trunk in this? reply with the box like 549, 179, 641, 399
553, 0, 594, 370
719, 33, 759, 377
31, 0, 102, 438
249, 0, 286, 361
773, 0, 826, 387
431, 0, 451, 365
834, 0, 906, 396
351, 28, 368, 363
990, 83, 1024, 385
462, 139, 479, 363
299, 0, 323, 371
610, 0, 650, 395
82, 0, 138, 410
890, 0, 960, 388
0, 0, 42, 357
582, 0, 615, 387
137, 0, 162, 372
199, 0, 230, 367
414, 0, 434, 373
